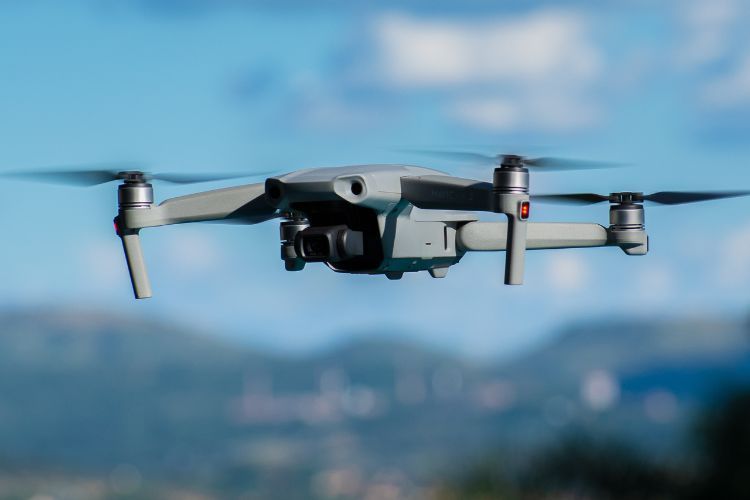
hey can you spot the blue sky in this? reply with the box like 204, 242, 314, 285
2, 0, 750, 359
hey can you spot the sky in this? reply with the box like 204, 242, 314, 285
2, 0, 750, 359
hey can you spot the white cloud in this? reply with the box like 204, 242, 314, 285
369, 9, 603, 132
676, 0, 750, 107
449, 98, 519, 131
373, 10, 600, 88
450, 93, 599, 132
677, 0, 740, 68
158, 229, 224, 275
545, 252, 591, 291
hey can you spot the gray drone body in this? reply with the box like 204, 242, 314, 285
11, 154, 743, 299
266, 165, 475, 279
112, 163, 649, 299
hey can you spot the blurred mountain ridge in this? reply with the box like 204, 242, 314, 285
0, 308, 749, 497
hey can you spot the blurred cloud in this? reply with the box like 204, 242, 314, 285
449, 94, 599, 132
371, 10, 599, 87
580, 369, 620, 411
235, 7, 608, 134
680, 0, 750, 109
677, 0, 740, 68
675, 0, 750, 142
125, 0, 607, 17
157, 228, 225, 276
545, 252, 591, 291
367, 9, 602, 132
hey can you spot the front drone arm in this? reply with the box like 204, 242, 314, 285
457, 221, 648, 255
119, 183, 276, 229
457, 222, 610, 251
115, 182, 276, 299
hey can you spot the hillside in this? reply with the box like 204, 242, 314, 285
0, 309, 748, 498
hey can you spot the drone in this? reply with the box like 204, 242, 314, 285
8, 152, 750, 299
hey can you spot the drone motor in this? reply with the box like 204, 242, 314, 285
117, 172, 154, 209
609, 194, 646, 232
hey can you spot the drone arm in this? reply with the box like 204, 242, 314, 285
120, 183, 276, 229
457, 222, 610, 251
115, 182, 275, 300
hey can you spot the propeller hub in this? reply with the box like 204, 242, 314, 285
118, 171, 150, 184
609, 192, 644, 204
500, 154, 526, 169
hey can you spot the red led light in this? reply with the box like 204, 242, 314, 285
520, 201, 530, 220
113, 219, 120, 235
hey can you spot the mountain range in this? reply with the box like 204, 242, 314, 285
0, 308, 748, 498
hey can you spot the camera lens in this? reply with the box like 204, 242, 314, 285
302, 234, 330, 258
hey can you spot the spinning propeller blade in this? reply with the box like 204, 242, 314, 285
2, 165, 276, 186
402, 149, 622, 171
643, 191, 750, 205
402, 150, 497, 164
522, 156, 623, 171
532, 190, 750, 205
2, 164, 141, 186
531, 193, 611, 205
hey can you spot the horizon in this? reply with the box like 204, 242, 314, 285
2, 304, 745, 362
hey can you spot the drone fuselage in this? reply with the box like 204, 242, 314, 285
265, 165, 477, 279
11, 158, 742, 300
115, 163, 647, 297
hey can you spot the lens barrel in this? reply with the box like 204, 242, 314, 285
295, 225, 364, 262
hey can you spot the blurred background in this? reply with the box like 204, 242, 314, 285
2, 0, 750, 498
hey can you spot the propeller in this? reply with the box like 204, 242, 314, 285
402, 149, 622, 171
1, 164, 277, 186
532, 190, 750, 206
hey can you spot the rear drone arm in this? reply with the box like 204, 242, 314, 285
456, 221, 648, 253
118, 183, 276, 229
116, 182, 276, 299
